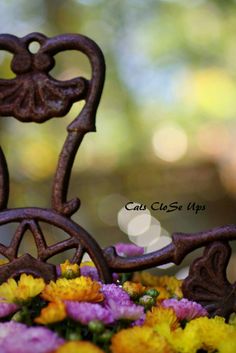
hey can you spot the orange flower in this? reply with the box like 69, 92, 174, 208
41, 276, 103, 302
51, 341, 105, 353
123, 281, 146, 298
35, 300, 66, 325
111, 326, 174, 353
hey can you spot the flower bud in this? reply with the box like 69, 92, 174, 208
97, 330, 113, 343
139, 295, 155, 309
67, 332, 81, 340
11, 311, 23, 322
144, 288, 159, 298
88, 320, 105, 334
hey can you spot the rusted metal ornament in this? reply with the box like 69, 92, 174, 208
0, 32, 235, 318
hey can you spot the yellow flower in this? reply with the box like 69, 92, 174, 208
59, 260, 80, 279
144, 306, 179, 338
111, 326, 174, 353
185, 316, 235, 352
51, 341, 105, 353
218, 333, 236, 353
0, 274, 45, 303
123, 281, 146, 298
35, 300, 66, 325
153, 286, 170, 301
0, 258, 8, 265
145, 306, 179, 330
133, 272, 183, 299
169, 326, 202, 353
80, 261, 95, 268
41, 276, 103, 302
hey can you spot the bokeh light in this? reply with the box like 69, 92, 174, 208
128, 216, 161, 246
152, 124, 188, 162
117, 203, 151, 236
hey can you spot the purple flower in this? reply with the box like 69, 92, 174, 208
106, 299, 145, 321
102, 284, 131, 305
80, 266, 119, 283
80, 266, 100, 281
56, 264, 61, 277
115, 243, 144, 257
162, 298, 208, 321
132, 316, 146, 327
65, 301, 114, 325
0, 322, 26, 339
0, 322, 64, 353
0, 298, 19, 318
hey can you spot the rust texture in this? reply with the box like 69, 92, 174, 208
0, 32, 235, 318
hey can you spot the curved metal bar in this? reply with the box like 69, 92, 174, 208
51, 131, 84, 216
0, 33, 27, 54
103, 225, 236, 272
0, 147, 9, 210
44, 34, 105, 216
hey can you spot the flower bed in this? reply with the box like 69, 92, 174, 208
0, 244, 235, 353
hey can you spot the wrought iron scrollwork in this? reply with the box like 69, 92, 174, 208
0, 32, 235, 319
182, 241, 236, 319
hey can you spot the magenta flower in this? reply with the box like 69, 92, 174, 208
0, 298, 19, 318
65, 301, 114, 324
0, 322, 64, 353
106, 299, 145, 321
102, 284, 131, 305
162, 298, 208, 321
115, 243, 144, 257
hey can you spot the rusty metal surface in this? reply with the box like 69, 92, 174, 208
0, 32, 235, 318
182, 241, 236, 319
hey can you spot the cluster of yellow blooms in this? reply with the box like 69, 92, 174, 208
0, 261, 235, 353
51, 310, 236, 353
132, 271, 183, 300
111, 309, 236, 353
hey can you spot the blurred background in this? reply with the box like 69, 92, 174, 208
0, 0, 236, 279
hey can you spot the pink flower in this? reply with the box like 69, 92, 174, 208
102, 284, 131, 305
0, 298, 19, 318
106, 299, 145, 321
65, 301, 114, 324
162, 298, 208, 321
